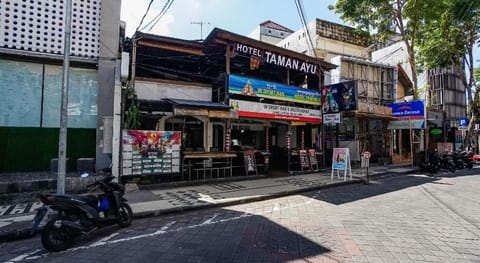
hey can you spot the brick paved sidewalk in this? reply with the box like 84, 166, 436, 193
0, 164, 420, 242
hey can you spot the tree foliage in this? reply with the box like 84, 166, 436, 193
417, 0, 480, 147
330, 0, 443, 99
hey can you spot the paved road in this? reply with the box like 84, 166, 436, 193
1, 171, 480, 263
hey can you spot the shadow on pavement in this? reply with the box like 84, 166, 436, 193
307, 173, 436, 205
0, 207, 336, 262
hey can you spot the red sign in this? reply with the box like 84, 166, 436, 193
362, 151, 371, 159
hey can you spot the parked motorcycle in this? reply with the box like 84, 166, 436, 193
459, 150, 474, 169
33, 176, 133, 252
420, 150, 440, 174
438, 154, 456, 172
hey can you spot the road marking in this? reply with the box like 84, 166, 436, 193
4, 249, 42, 263
200, 213, 218, 225
8, 196, 320, 262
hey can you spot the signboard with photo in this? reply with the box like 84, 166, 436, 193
122, 130, 182, 176
321, 80, 357, 114
331, 148, 352, 181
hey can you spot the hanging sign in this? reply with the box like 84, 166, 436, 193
323, 113, 341, 124
389, 101, 425, 119
331, 148, 352, 181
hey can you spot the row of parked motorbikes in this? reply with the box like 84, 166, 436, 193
420, 150, 475, 174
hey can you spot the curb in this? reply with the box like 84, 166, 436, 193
133, 178, 363, 218
0, 178, 363, 242
0, 169, 420, 243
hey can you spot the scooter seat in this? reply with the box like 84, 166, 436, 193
71, 194, 98, 208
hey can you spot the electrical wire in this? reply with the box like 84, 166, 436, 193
134, 0, 155, 35
294, 0, 316, 57
141, 0, 175, 32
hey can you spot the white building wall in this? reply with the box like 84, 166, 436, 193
0, 0, 101, 58
135, 80, 212, 102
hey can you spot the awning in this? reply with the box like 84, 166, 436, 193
163, 98, 237, 118
164, 98, 231, 110
387, 119, 425, 130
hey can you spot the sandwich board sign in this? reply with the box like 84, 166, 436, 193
331, 148, 352, 181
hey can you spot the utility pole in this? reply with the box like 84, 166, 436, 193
57, 0, 72, 194
191, 21, 210, 40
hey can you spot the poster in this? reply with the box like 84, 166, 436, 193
321, 80, 357, 114
122, 130, 182, 176
331, 148, 352, 181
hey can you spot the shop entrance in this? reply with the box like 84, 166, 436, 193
165, 116, 204, 150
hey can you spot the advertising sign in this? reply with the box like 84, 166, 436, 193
233, 43, 318, 74
323, 113, 341, 124
331, 148, 352, 181
228, 74, 320, 105
332, 148, 349, 170
321, 80, 357, 114
230, 99, 322, 123
122, 130, 182, 176
389, 101, 425, 119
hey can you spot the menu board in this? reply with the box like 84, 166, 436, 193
243, 150, 258, 176
122, 130, 181, 176
299, 150, 311, 171
308, 149, 319, 171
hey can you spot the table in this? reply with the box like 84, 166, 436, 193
183, 152, 237, 180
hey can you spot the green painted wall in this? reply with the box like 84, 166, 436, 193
0, 127, 96, 172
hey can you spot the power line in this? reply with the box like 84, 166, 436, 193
294, 0, 316, 57
134, 0, 155, 34
141, 0, 176, 32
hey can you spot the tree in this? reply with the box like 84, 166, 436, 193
329, 0, 443, 99
417, 0, 480, 149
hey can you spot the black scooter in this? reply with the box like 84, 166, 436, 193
33, 176, 133, 252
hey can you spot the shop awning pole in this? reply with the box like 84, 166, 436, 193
409, 117, 413, 167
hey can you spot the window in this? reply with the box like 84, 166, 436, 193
0, 59, 98, 128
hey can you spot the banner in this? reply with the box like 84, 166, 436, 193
230, 99, 322, 123
228, 74, 320, 105
122, 130, 182, 176
321, 80, 357, 114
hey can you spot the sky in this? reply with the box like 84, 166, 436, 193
120, 0, 479, 67
120, 0, 342, 40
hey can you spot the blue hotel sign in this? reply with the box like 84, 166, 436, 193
389, 101, 425, 119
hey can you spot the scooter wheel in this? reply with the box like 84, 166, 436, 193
41, 220, 74, 252
117, 203, 133, 228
